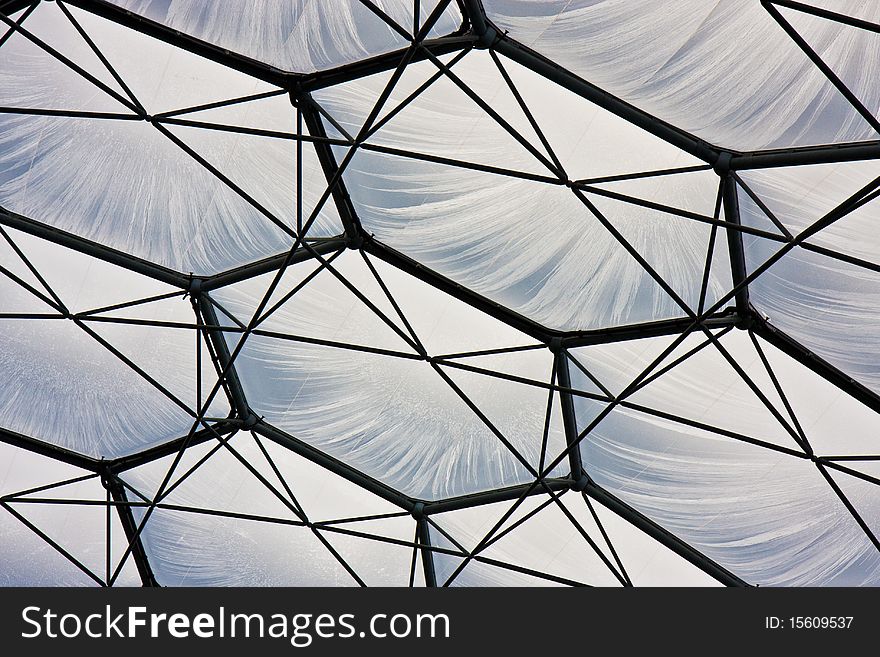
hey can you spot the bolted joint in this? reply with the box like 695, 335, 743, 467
410, 501, 426, 520
242, 412, 261, 429
99, 470, 113, 491
474, 25, 499, 49
735, 312, 756, 331
99, 466, 123, 493
570, 473, 591, 492
548, 336, 564, 354
188, 276, 203, 296
288, 85, 307, 108
713, 151, 733, 175
345, 231, 364, 250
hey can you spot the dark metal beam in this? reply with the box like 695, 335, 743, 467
252, 421, 416, 512
108, 420, 239, 474
490, 29, 720, 166
750, 309, 880, 416
299, 35, 477, 92
769, 0, 880, 33
62, 0, 294, 87
731, 141, 880, 170
0, 0, 32, 17
721, 171, 750, 315
299, 98, 362, 240
0, 426, 102, 472
423, 478, 571, 515
366, 237, 743, 349
197, 293, 249, 418
560, 310, 740, 348
416, 517, 437, 586
555, 351, 583, 480
201, 237, 346, 292
461, 0, 488, 35
363, 236, 552, 342
583, 481, 749, 587
0, 206, 190, 288
104, 473, 158, 586
56, 0, 476, 93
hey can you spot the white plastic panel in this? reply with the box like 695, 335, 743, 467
578, 402, 880, 585
316, 52, 729, 331
108, 0, 463, 72
212, 251, 568, 500
571, 330, 880, 459
483, 0, 880, 150
0, 444, 141, 586
739, 160, 880, 265
745, 232, 880, 395
0, 229, 228, 458
121, 433, 415, 586
572, 331, 880, 585
429, 491, 721, 586
0, 2, 341, 274
573, 331, 805, 453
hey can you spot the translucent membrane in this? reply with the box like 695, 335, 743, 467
739, 160, 880, 265
0, 2, 341, 274
0, 228, 228, 458
212, 251, 567, 500
0, 444, 141, 586
316, 52, 729, 331
108, 0, 463, 72
483, 0, 880, 150
429, 491, 721, 586
571, 330, 880, 585
744, 223, 880, 395
121, 433, 416, 586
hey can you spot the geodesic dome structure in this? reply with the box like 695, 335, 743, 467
1, 0, 880, 588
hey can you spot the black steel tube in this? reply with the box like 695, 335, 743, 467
63, 0, 293, 87
731, 141, 880, 170
492, 34, 720, 166
108, 420, 238, 473
105, 475, 159, 586
560, 311, 739, 348
300, 101, 362, 240
197, 294, 250, 418
751, 311, 880, 416
423, 478, 571, 515
416, 518, 438, 586
363, 237, 551, 342
555, 352, 584, 480
584, 481, 749, 587
0, 207, 189, 288
721, 174, 750, 315
0, 427, 102, 472
300, 35, 477, 92
202, 238, 346, 292
252, 421, 416, 512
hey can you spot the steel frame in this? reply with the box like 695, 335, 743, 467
0, 0, 879, 588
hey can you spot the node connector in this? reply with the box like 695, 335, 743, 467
475, 25, 499, 49
713, 151, 733, 176
570, 473, 591, 492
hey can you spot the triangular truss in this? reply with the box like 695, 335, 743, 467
1, 0, 879, 587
